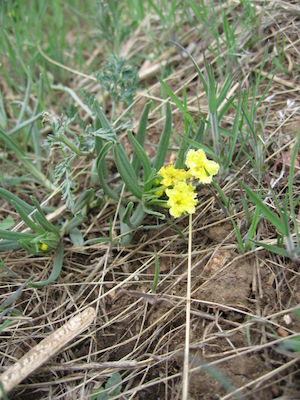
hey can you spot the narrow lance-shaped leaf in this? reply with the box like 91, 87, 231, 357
0, 188, 33, 214
30, 198, 60, 235
121, 202, 134, 225
153, 102, 172, 171
131, 102, 151, 174
254, 241, 298, 259
0, 230, 36, 241
96, 142, 119, 201
29, 241, 64, 288
11, 200, 44, 234
0, 240, 21, 251
128, 131, 152, 183
113, 143, 142, 199
93, 102, 117, 142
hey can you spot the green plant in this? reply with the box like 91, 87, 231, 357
97, 55, 139, 119
91, 372, 122, 400
0, 184, 95, 286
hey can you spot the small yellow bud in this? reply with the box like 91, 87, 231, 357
155, 189, 164, 197
39, 243, 49, 251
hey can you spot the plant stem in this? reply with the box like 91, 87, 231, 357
182, 213, 192, 400
59, 134, 90, 156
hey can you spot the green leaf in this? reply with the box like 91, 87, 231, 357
216, 75, 233, 109
94, 102, 112, 132
113, 143, 142, 199
73, 189, 94, 214
69, 228, 84, 247
131, 102, 151, 174
0, 216, 14, 230
153, 102, 172, 171
185, 138, 217, 160
128, 131, 152, 183
11, 200, 44, 234
96, 142, 119, 201
29, 241, 64, 288
254, 241, 299, 258
120, 202, 134, 225
175, 126, 190, 169
0, 229, 36, 241
30, 197, 60, 235
0, 188, 33, 214
282, 336, 300, 353
206, 63, 217, 114
169, 41, 207, 92
0, 279, 30, 311
241, 183, 287, 236
105, 372, 122, 396
0, 127, 56, 191
0, 240, 21, 251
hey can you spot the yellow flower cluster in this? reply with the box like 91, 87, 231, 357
158, 149, 219, 218
166, 181, 197, 218
185, 149, 219, 184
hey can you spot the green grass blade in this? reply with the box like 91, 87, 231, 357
160, 81, 197, 131
169, 41, 207, 92
241, 183, 287, 236
206, 63, 217, 114
216, 75, 232, 109
0, 91, 8, 129
16, 75, 31, 126
224, 91, 242, 169
151, 253, 159, 293
8, 113, 44, 135
289, 133, 300, 237
0, 279, 30, 310
254, 241, 298, 258
244, 206, 260, 249
94, 101, 115, 133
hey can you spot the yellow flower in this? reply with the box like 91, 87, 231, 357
185, 149, 219, 183
166, 181, 197, 218
159, 164, 191, 188
39, 243, 49, 251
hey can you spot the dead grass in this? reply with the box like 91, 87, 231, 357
0, 1, 299, 399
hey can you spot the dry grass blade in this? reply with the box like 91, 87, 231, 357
0, 307, 95, 397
